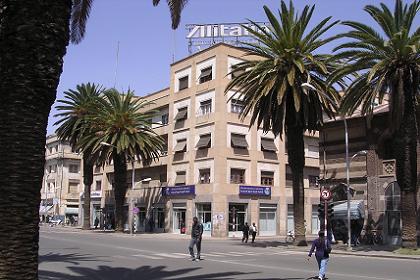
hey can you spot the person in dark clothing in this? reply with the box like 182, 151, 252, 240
188, 217, 203, 261
242, 222, 250, 243
94, 217, 99, 229
308, 231, 332, 280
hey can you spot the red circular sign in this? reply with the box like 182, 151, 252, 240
321, 189, 332, 201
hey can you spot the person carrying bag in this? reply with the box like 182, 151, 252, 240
307, 231, 332, 280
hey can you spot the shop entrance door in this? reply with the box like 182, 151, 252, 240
197, 204, 212, 236
259, 204, 277, 236
228, 204, 247, 237
173, 205, 186, 234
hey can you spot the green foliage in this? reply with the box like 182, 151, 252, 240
225, 0, 341, 137
331, 0, 420, 134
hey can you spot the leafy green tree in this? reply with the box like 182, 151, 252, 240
226, 1, 340, 245
0, 1, 186, 277
78, 89, 164, 232
54, 83, 104, 230
331, 0, 420, 248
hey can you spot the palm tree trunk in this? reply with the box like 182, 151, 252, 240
113, 152, 128, 232
287, 127, 307, 246
82, 155, 93, 230
394, 88, 418, 248
0, 1, 71, 278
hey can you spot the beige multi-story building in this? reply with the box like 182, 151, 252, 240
93, 43, 322, 237
40, 134, 82, 224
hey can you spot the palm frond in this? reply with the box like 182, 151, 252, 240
70, 0, 94, 44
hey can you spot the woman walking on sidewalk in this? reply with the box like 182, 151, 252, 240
307, 231, 332, 280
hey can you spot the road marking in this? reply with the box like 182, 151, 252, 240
171, 253, 191, 257
132, 254, 164, 260
154, 253, 185, 258
209, 252, 245, 256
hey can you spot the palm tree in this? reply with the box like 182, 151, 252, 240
226, 1, 340, 245
54, 83, 104, 230
0, 1, 186, 277
78, 89, 164, 232
331, 0, 420, 248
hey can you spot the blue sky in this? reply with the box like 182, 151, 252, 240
48, 0, 415, 134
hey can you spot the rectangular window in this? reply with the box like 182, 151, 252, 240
286, 165, 292, 188
69, 164, 79, 173
230, 64, 245, 79
231, 99, 245, 114
175, 171, 186, 186
196, 134, 211, 149
199, 169, 211, 184
312, 205, 321, 234
308, 175, 319, 188
199, 66, 212, 84
231, 133, 248, 149
307, 144, 319, 158
95, 180, 102, 191
68, 182, 79, 193
161, 113, 169, 125
287, 204, 294, 233
174, 107, 188, 121
199, 99, 212, 115
178, 76, 189, 91
261, 171, 274, 186
173, 139, 187, 153
230, 168, 245, 184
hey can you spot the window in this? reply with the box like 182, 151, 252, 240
175, 171, 186, 186
199, 169, 211, 184
178, 76, 189, 91
307, 144, 319, 158
230, 168, 245, 184
308, 175, 319, 188
287, 204, 294, 233
199, 66, 212, 83
286, 165, 293, 188
196, 134, 211, 149
161, 113, 169, 125
311, 205, 321, 234
231, 64, 245, 79
261, 171, 274, 186
69, 164, 79, 173
68, 182, 79, 193
261, 138, 277, 152
174, 107, 188, 121
231, 99, 245, 114
231, 134, 248, 149
173, 139, 187, 153
199, 99, 212, 115
48, 165, 56, 173
95, 180, 102, 191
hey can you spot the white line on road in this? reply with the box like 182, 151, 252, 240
132, 254, 164, 260
154, 253, 186, 258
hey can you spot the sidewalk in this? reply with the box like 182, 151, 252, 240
41, 225, 420, 260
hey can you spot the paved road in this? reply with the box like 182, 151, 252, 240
39, 227, 419, 280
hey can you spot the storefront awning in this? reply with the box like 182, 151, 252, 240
65, 207, 79, 215
196, 135, 211, 148
231, 134, 248, 148
332, 200, 365, 220
261, 139, 277, 151
39, 205, 53, 215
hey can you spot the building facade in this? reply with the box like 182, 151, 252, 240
40, 134, 83, 225
92, 43, 323, 237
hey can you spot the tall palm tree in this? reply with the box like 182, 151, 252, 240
78, 89, 164, 232
54, 83, 104, 230
0, 1, 186, 277
331, 0, 420, 248
226, 1, 340, 245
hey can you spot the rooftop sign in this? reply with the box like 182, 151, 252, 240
186, 22, 270, 54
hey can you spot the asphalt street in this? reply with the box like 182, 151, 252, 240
39, 227, 419, 280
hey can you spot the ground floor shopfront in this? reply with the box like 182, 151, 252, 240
129, 185, 321, 238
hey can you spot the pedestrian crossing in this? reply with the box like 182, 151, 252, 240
128, 250, 306, 260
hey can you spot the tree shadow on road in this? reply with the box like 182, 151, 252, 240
39, 265, 306, 280
39, 252, 110, 265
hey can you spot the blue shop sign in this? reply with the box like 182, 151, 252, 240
239, 185, 271, 196
163, 185, 195, 196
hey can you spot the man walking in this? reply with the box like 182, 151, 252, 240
188, 217, 203, 261
307, 231, 332, 280
250, 222, 257, 243
242, 222, 250, 243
